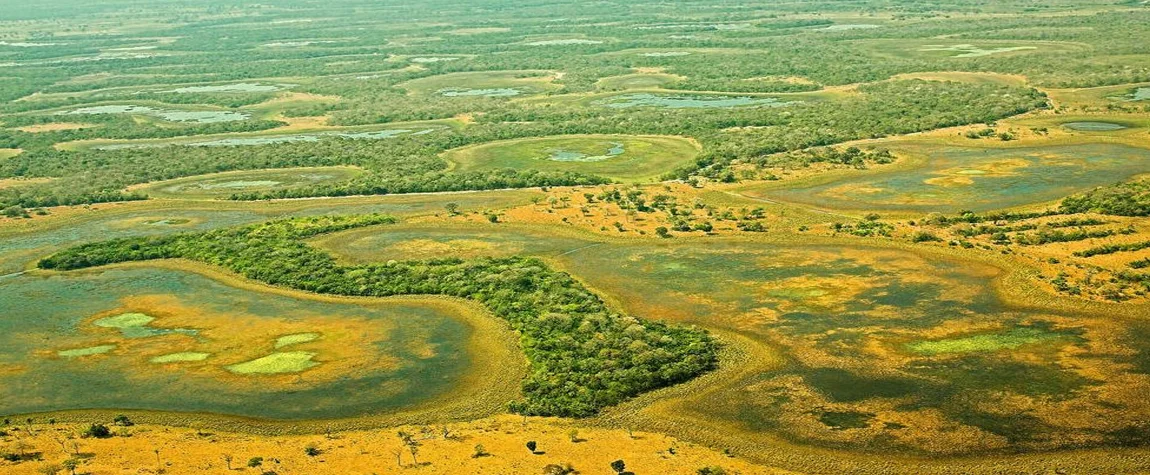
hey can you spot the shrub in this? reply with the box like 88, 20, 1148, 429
83, 424, 112, 439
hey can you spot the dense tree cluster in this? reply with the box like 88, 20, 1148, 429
39, 215, 718, 417
1060, 179, 1150, 217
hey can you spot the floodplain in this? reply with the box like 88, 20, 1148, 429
3, 0, 1150, 474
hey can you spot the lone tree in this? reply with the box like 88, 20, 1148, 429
472, 444, 489, 458
398, 431, 421, 465
610, 459, 627, 474
222, 453, 233, 470
247, 457, 263, 468
526, 440, 538, 454
38, 463, 63, 475
62, 459, 80, 475
543, 463, 575, 475
444, 202, 459, 215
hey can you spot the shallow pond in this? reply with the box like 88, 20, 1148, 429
526, 39, 603, 46
822, 24, 881, 31
94, 128, 433, 150
0, 41, 60, 47
598, 93, 796, 109
0, 267, 475, 419
320, 223, 1150, 453
438, 88, 522, 97
141, 167, 363, 199
445, 135, 699, 181
762, 143, 1150, 213
410, 57, 460, 63
547, 142, 624, 162
151, 110, 251, 123
639, 51, 691, 57
167, 82, 286, 93
1062, 121, 1128, 131
262, 41, 334, 48
61, 105, 250, 123
919, 44, 1037, 58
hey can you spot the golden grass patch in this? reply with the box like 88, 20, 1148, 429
14, 122, 94, 133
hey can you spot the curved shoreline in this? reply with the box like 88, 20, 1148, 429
15, 259, 526, 435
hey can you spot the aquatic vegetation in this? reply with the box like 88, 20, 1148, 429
0, 265, 485, 419
1116, 87, 1150, 101
57, 345, 116, 357
93, 312, 197, 338
335, 225, 1150, 454
150, 352, 211, 363
906, 328, 1060, 355
6, 0, 1150, 469
227, 351, 320, 374
275, 332, 321, 348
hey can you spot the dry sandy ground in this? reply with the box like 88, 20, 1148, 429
1, 415, 783, 475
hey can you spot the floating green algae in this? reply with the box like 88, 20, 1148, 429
58, 345, 116, 357
274, 332, 321, 348
907, 327, 1059, 355
150, 352, 211, 363
226, 351, 320, 374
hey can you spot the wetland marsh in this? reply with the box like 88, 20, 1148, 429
0, 266, 503, 420
3, 0, 1150, 473
761, 143, 1150, 213
318, 222, 1150, 454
